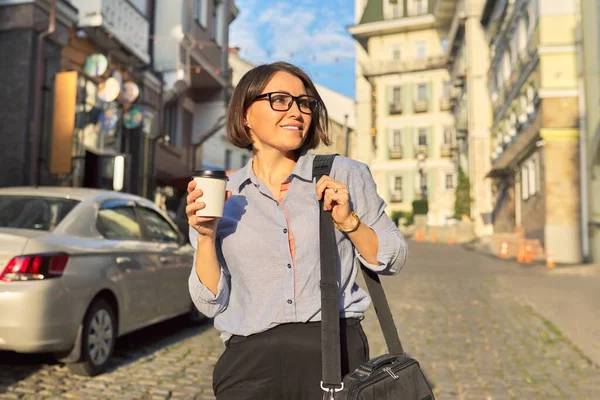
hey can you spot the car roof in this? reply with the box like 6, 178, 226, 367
0, 186, 150, 204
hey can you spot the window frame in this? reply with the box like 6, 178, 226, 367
96, 199, 144, 242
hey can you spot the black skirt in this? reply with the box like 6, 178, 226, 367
213, 318, 370, 400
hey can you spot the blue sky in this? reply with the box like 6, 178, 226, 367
229, 0, 356, 99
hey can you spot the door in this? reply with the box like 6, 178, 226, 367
96, 200, 157, 329
136, 206, 192, 317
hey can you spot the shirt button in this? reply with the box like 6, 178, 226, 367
287, 263, 292, 269
287, 299, 293, 304
283, 228, 288, 234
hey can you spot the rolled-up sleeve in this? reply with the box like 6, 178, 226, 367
349, 163, 408, 275
188, 227, 231, 318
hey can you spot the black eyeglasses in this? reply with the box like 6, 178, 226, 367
254, 92, 319, 115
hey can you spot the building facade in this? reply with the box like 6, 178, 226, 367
482, 0, 583, 263
0, 0, 162, 198
153, 0, 238, 211
349, 0, 457, 225
445, 0, 494, 236
582, 0, 600, 262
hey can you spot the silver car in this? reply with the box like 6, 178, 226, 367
0, 187, 199, 376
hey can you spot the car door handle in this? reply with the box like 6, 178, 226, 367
116, 256, 132, 265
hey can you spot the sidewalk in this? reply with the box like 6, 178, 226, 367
464, 239, 600, 367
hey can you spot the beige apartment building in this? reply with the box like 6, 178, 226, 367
481, 0, 583, 263
349, 0, 457, 225
445, 0, 494, 236
582, 0, 600, 262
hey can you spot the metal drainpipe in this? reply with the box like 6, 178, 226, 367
575, 0, 590, 262
30, 0, 56, 186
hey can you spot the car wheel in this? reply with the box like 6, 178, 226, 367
67, 298, 116, 377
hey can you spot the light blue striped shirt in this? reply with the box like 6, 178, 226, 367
188, 152, 408, 343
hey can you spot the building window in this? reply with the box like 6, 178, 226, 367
389, 86, 402, 114
392, 45, 402, 60
164, 102, 178, 147
393, 176, 403, 192
417, 83, 427, 102
441, 38, 448, 54
392, 87, 402, 103
416, 41, 427, 59
445, 173, 454, 190
193, 0, 207, 27
225, 149, 232, 170
418, 128, 428, 146
415, 0, 427, 15
211, 0, 219, 43
443, 127, 453, 145
443, 81, 452, 99
392, 130, 402, 149
521, 154, 540, 200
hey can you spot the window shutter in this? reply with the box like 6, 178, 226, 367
427, 170, 436, 202
403, 126, 415, 158
427, 82, 433, 112
427, 127, 435, 157
404, 83, 413, 114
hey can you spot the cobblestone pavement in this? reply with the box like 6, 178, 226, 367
1, 241, 599, 399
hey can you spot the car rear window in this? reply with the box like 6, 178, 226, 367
0, 196, 80, 231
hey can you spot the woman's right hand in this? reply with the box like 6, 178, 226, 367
185, 180, 231, 240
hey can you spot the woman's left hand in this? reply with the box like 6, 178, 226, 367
316, 175, 354, 227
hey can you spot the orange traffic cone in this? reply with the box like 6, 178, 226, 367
499, 241, 508, 259
431, 232, 437, 243
415, 229, 423, 242
448, 233, 456, 245
517, 242, 525, 263
546, 253, 555, 269
524, 243, 533, 264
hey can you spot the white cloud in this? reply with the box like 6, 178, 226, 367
230, 0, 355, 66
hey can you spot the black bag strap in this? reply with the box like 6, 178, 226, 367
313, 154, 404, 393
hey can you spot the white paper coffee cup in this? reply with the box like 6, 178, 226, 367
192, 169, 229, 217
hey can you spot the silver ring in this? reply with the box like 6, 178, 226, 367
333, 187, 338, 193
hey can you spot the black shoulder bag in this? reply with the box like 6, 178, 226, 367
313, 154, 435, 400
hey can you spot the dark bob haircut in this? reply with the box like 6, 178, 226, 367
227, 61, 331, 151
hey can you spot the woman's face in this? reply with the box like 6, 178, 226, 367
245, 71, 313, 154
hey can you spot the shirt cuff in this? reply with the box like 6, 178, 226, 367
188, 267, 228, 305
356, 228, 400, 273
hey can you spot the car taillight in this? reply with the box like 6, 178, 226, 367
0, 253, 69, 282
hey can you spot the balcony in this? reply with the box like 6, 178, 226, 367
414, 100, 428, 113
70, 0, 150, 64
389, 146, 403, 159
389, 191, 403, 203
361, 55, 447, 78
389, 103, 403, 115
440, 97, 451, 111
416, 145, 428, 157
441, 144, 454, 158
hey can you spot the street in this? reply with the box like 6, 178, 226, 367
1, 241, 599, 400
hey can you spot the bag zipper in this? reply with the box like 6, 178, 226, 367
346, 357, 417, 397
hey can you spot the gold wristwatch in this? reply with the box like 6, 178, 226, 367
334, 211, 361, 233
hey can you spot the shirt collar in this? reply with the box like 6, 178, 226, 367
236, 150, 315, 192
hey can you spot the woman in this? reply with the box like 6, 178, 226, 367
185, 62, 408, 399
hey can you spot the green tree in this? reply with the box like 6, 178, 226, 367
454, 167, 471, 219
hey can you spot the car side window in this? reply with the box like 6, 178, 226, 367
137, 207, 180, 244
97, 206, 142, 240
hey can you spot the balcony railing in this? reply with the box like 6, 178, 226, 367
416, 144, 428, 156
362, 55, 447, 77
71, 0, 150, 63
389, 191, 403, 203
389, 103, 403, 115
389, 146, 403, 159
441, 144, 453, 158
414, 100, 428, 113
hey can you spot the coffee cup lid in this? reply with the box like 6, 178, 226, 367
192, 169, 229, 180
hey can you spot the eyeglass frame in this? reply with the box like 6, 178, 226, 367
253, 91, 319, 115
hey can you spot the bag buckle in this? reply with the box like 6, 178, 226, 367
320, 382, 344, 399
